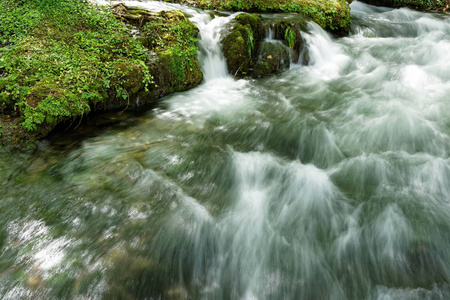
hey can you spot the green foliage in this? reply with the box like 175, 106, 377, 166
245, 25, 255, 56
284, 27, 296, 48
0, 0, 153, 133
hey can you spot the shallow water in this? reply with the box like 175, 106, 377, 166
1, 1, 450, 299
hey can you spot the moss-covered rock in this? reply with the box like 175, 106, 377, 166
108, 5, 203, 108
235, 13, 263, 32
222, 17, 261, 76
136, 8, 203, 96
92, 6, 204, 110
221, 14, 265, 76
221, 14, 306, 78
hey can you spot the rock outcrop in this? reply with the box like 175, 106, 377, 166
221, 14, 308, 78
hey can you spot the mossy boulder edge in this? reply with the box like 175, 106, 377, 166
109, 5, 203, 107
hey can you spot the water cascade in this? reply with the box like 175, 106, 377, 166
1, 1, 450, 299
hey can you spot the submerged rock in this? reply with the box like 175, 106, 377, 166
253, 41, 290, 78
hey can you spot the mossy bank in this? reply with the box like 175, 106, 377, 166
0, 0, 202, 146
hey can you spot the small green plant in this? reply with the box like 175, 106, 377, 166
245, 25, 254, 56
284, 27, 296, 49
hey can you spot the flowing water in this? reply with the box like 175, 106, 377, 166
2, 1, 450, 299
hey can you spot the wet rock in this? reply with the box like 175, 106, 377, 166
253, 41, 290, 78
222, 14, 263, 76
222, 14, 307, 78
27, 266, 43, 290
112, 3, 159, 26
273, 20, 303, 63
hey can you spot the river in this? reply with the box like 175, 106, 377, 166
1, 1, 450, 299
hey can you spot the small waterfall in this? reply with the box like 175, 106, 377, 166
264, 27, 275, 41
191, 13, 236, 80
302, 22, 350, 78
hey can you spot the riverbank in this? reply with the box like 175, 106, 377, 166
0, 0, 202, 146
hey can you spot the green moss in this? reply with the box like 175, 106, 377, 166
235, 13, 261, 31
224, 33, 247, 74
157, 49, 202, 92
111, 60, 145, 94
223, 27, 250, 76
222, 14, 263, 76
284, 27, 296, 48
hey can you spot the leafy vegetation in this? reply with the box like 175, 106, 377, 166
0, 0, 153, 142
284, 27, 296, 49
